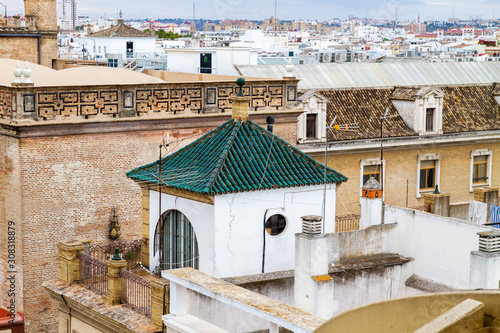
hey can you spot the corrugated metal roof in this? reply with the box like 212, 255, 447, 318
236, 62, 500, 90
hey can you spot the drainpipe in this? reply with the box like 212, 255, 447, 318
38, 35, 41, 64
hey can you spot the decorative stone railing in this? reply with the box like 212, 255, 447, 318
0, 78, 299, 121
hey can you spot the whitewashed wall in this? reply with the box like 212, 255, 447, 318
165, 48, 254, 75
213, 184, 336, 278
149, 190, 215, 275
385, 205, 491, 289
89, 36, 156, 58
330, 265, 421, 317
326, 223, 399, 264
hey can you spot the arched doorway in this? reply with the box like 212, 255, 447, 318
154, 210, 199, 270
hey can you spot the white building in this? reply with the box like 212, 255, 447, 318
164, 47, 258, 75
127, 96, 347, 278
163, 183, 499, 332
84, 18, 156, 64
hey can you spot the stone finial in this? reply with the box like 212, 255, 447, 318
284, 59, 295, 78
13, 60, 22, 84
23, 61, 32, 84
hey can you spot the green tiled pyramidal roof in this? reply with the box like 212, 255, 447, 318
126, 119, 347, 195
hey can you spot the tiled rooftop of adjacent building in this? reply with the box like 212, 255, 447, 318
316, 83, 500, 141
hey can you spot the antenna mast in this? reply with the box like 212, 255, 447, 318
157, 145, 162, 277
193, 2, 196, 33
322, 117, 359, 233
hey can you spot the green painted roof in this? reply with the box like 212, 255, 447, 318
126, 119, 347, 195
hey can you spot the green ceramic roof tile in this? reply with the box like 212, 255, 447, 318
126, 119, 347, 195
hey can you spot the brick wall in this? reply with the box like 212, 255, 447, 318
15, 127, 212, 332
0, 110, 299, 331
24, 0, 57, 31
273, 122, 297, 146
0, 37, 39, 64
0, 135, 23, 314
315, 142, 500, 217
40, 35, 57, 68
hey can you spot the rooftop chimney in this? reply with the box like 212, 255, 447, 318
266, 116, 275, 133
359, 176, 383, 229
470, 231, 500, 289
230, 77, 250, 121
301, 215, 323, 235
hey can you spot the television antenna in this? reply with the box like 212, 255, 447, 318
322, 116, 359, 232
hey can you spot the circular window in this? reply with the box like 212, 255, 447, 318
265, 214, 286, 236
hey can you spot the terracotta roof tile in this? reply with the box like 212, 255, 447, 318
313, 84, 500, 141
442, 85, 500, 134
318, 89, 417, 141
390, 87, 422, 101
492, 83, 500, 96
90, 20, 151, 38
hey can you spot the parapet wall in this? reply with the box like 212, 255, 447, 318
0, 79, 299, 121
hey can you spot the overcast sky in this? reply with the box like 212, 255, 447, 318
2, 0, 499, 21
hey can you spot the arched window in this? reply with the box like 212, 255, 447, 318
154, 210, 199, 270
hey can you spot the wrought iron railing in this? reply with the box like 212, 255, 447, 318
78, 252, 108, 295
335, 214, 360, 232
89, 240, 144, 270
120, 270, 152, 317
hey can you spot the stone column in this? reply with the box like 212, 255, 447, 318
151, 277, 170, 327
103, 258, 127, 305
295, 222, 334, 320
230, 96, 251, 120
423, 193, 450, 217
57, 240, 84, 285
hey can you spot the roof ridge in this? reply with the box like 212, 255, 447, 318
202, 119, 243, 194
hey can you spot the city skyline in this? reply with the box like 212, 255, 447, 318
0, 0, 498, 22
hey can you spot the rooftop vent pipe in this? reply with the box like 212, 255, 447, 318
266, 115, 275, 133
478, 231, 500, 253
302, 215, 323, 235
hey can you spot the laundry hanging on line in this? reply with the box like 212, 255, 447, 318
490, 204, 500, 228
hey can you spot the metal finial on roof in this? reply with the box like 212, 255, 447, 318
362, 176, 381, 190
236, 77, 245, 97
433, 184, 440, 194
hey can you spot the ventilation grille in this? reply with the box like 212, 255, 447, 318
302, 215, 323, 235
478, 231, 500, 253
